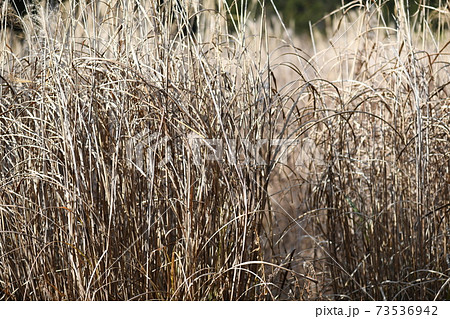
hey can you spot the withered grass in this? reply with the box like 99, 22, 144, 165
0, 0, 448, 300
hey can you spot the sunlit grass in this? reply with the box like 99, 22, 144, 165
0, 0, 448, 300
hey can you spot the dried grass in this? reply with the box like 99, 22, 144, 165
0, 0, 449, 300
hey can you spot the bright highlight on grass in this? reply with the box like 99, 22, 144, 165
0, 0, 449, 300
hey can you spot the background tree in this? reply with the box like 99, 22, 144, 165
269, 0, 445, 34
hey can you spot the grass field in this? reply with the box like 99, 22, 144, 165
0, 0, 449, 300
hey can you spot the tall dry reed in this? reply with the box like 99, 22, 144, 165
0, 0, 448, 300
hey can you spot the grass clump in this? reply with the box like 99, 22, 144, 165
0, 0, 449, 300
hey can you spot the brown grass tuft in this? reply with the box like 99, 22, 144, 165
0, 0, 448, 300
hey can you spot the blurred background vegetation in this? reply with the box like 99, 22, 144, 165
266, 0, 446, 33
